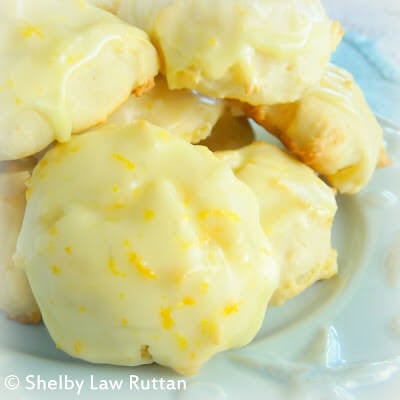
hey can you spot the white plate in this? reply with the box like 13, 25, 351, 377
1, 117, 400, 400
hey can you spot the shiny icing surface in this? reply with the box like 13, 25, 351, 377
15, 121, 279, 375
112, 0, 342, 105
0, 0, 158, 160
315, 64, 375, 118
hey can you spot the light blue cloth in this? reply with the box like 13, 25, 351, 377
332, 31, 400, 125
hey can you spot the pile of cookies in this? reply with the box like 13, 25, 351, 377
0, 0, 386, 375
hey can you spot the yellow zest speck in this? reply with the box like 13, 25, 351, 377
263, 225, 272, 235
38, 159, 48, 169
51, 265, 61, 275
49, 298, 55, 305
182, 296, 196, 306
112, 203, 126, 209
74, 341, 83, 355
209, 37, 217, 47
344, 80, 353, 89
78, 305, 86, 313
157, 130, 170, 140
121, 317, 128, 327
160, 307, 174, 330
112, 185, 119, 193
49, 227, 57, 236
15, 97, 23, 105
201, 319, 209, 335
0, 80, 14, 91
200, 282, 209, 293
223, 303, 240, 316
67, 55, 79, 64
174, 333, 188, 351
108, 257, 127, 277
123, 240, 130, 247
119, 292, 126, 300
65, 246, 72, 254
200, 319, 218, 342
198, 209, 241, 221
180, 189, 191, 206
200, 225, 228, 247
128, 252, 157, 280
112, 153, 135, 170
144, 209, 155, 221
190, 352, 196, 360
69, 145, 80, 153
175, 233, 192, 249
326, 215, 334, 225
21, 23, 44, 39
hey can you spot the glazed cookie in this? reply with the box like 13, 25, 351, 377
0, 160, 41, 323
217, 142, 337, 305
0, 0, 158, 160
246, 64, 386, 193
115, 0, 342, 105
15, 121, 279, 375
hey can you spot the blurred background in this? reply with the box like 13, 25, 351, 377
323, 0, 400, 67
322, 0, 400, 124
